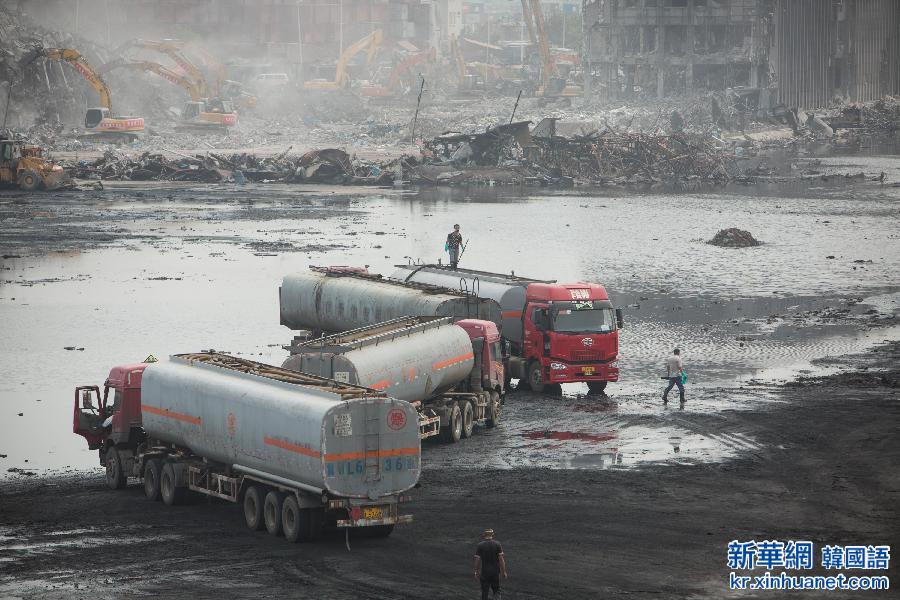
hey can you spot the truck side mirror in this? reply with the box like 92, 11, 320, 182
533, 309, 548, 331
81, 391, 94, 410
615, 308, 625, 329
503, 340, 511, 357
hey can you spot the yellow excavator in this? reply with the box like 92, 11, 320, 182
23, 47, 144, 141
520, 0, 581, 97
104, 59, 237, 129
118, 39, 256, 112
0, 136, 71, 191
303, 29, 384, 91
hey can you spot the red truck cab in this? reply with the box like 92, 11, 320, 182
520, 282, 620, 393
73, 363, 148, 453
455, 318, 506, 393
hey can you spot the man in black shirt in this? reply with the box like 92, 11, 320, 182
474, 528, 507, 599
446, 223, 463, 270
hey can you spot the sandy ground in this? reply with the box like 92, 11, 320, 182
0, 341, 897, 599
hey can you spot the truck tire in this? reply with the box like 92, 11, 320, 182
587, 381, 608, 394
161, 462, 186, 506
18, 170, 41, 191
144, 458, 162, 501
243, 485, 265, 531
440, 403, 463, 443
461, 401, 474, 438
105, 448, 126, 490
282, 495, 314, 543
486, 391, 502, 428
527, 361, 546, 394
264, 490, 284, 536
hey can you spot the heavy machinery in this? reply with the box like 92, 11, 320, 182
0, 136, 71, 191
105, 60, 237, 129
279, 266, 500, 333
392, 264, 623, 394
283, 316, 504, 444
73, 352, 418, 542
303, 30, 384, 91
520, 0, 581, 98
362, 47, 435, 98
23, 47, 144, 141
117, 39, 256, 111
119, 39, 210, 97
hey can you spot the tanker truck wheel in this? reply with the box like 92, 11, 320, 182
264, 490, 284, 536
440, 403, 463, 443
587, 381, 608, 394
161, 463, 186, 506
527, 361, 546, 394
18, 170, 41, 192
486, 391, 502, 428
243, 485, 266, 531
143, 458, 162, 501
461, 401, 475, 439
282, 495, 315, 543
105, 448, 127, 490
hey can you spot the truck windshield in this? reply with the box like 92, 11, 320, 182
551, 301, 616, 333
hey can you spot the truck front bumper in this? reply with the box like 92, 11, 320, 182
547, 360, 619, 384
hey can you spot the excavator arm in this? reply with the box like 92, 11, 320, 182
387, 47, 436, 91
335, 29, 384, 87
121, 39, 209, 97
38, 48, 113, 110
105, 60, 202, 101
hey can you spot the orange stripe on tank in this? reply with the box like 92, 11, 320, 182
432, 351, 475, 371
325, 447, 419, 462
141, 404, 202, 426
264, 436, 320, 458
369, 379, 390, 390
501, 310, 522, 318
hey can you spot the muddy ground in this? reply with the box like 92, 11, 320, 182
0, 342, 898, 599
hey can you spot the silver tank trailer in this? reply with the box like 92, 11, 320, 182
279, 270, 500, 332
392, 264, 554, 345
282, 317, 475, 403
139, 354, 421, 499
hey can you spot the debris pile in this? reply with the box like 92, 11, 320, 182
60, 147, 418, 185
708, 228, 761, 248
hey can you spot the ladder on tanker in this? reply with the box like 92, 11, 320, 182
363, 401, 381, 483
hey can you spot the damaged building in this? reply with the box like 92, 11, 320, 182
583, 0, 900, 108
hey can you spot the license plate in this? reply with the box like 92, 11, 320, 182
582, 367, 595, 375
363, 507, 383, 520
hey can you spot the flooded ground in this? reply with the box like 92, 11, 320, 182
1, 150, 898, 475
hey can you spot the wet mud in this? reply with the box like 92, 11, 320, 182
1, 342, 898, 599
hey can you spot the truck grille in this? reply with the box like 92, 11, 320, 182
572, 351, 602, 362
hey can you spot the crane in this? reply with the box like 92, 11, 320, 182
22, 47, 144, 139
104, 60, 237, 129
304, 30, 384, 91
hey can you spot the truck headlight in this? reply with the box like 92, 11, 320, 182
550, 362, 567, 370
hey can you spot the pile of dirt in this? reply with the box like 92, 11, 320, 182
707, 228, 761, 248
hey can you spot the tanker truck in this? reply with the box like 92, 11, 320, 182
72, 352, 419, 542
391, 263, 624, 394
283, 316, 504, 444
279, 266, 501, 334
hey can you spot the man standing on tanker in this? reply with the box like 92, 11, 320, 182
446, 223, 464, 270
474, 528, 508, 599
